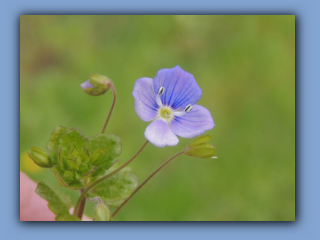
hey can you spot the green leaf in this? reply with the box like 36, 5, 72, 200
89, 134, 121, 159
184, 143, 217, 159
88, 162, 138, 208
88, 134, 121, 176
60, 128, 89, 153
35, 181, 72, 216
64, 159, 79, 171
43, 127, 123, 191
51, 166, 78, 189
188, 135, 211, 147
46, 126, 69, 152
184, 135, 217, 159
78, 164, 93, 176
90, 149, 107, 166
90, 160, 118, 178
46, 126, 69, 164
67, 179, 84, 189
55, 214, 81, 221
61, 170, 84, 189
185, 143, 216, 158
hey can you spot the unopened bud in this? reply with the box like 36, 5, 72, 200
93, 202, 110, 221
184, 135, 217, 159
80, 74, 112, 96
28, 146, 53, 168
188, 135, 211, 147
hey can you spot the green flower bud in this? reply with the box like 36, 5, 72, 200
188, 135, 211, 147
184, 135, 217, 159
28, 146, 53, 168
80, 74, 112, 96
93, 202, 110, 221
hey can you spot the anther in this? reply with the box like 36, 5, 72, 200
158, 86, 165, 96
184, 104, 192, 113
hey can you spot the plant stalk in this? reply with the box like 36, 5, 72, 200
73, 140, 149, 217
76, 189, 87, 219
101, 83, 116, 133
111, 151, 184, 219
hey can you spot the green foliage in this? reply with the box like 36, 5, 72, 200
89, 134, 121, 165
36, 181, 79, 221
188, 135, 211, 147
184, 135, 217, 159
31, 126, 135, 221
88, 162, 139, 208
48, 127, 90, 189
89, 134, 122, 178
59, 128, 89, 153
90, 149, 107, 166
46, 126, 69, 164
31, 127, 122, 190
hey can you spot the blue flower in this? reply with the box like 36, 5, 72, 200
132, 66, 215, 148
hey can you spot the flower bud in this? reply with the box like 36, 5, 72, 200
80, 74, 112, 96
184, 135, 217, 159
28, 146, 53, 168
93, 202, 110, 221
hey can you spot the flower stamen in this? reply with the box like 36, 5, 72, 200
172, 104, 193, 117
184, 104, 192, 113
156, 86, 165, 108
158, 86, 165, 96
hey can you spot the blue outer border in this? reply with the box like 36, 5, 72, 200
5, 0, 319, 239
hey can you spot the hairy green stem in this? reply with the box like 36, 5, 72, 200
73, 140, 149, 217
101, 83, 116, 133
111, 151, 184, 219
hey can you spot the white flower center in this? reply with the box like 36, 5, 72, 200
156, 87, 192, 122
158, 107, 174, 121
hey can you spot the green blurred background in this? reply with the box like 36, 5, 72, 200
20, 15, 295, 221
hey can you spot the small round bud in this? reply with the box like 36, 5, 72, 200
28, 146, 53, 168
81, 74, 112, 96
93, 202, 110, 221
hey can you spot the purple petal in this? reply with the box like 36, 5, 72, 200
132, 77, 158, 122
153, 66, 202, 110
145, 119, 179, 148
80, 80, 95, 90
171, 104, 214, 138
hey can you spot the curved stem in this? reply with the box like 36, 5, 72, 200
101, 83, 116, 133
73, 140, 149, 216
111, 151, 184, 219
76, 189, 86, 219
